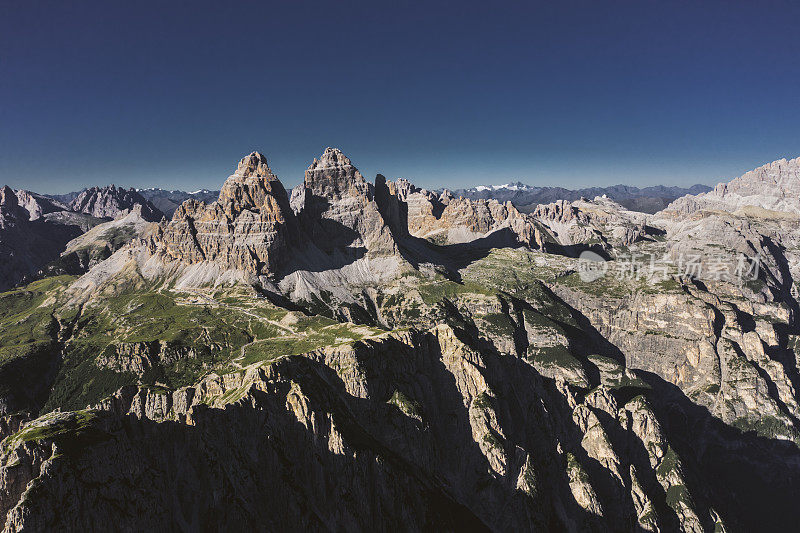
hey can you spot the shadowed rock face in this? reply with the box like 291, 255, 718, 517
0, 325, 719, 532
298, 147, 399, 257
376, 175, 544, 248
0, 186, 103, 290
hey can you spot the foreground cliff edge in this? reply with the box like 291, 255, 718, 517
2, 150, 800, 531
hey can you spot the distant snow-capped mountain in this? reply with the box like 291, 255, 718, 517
450, 182, 711, 214
135, 188, 219, 217
472, 181, 533, 192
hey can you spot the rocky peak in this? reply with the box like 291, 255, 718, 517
308, 147, 355, 171
70, 185, 163, 222
0, 187, 30, 227
0, 187, 19, 229
14, 190, 66, 221
304, 147, 370, 201
217, 152, 291, 220
0, 186, 19, 210
296, 149, 398, 257
0, 186, 103, 289
530, 199, 582, 224
233, 151, 273, 178
710, 156, 800, 202
152, 151, 297, 277
663, 156, 800, 215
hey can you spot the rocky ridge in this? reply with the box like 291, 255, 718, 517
453, 183, 712, 214
0, 187, 104, 290
137, 188, 219, 217
376, 175, 543, 248
665, 157, 800, 216
0, 322, 717, 531
69, 185, 163, 221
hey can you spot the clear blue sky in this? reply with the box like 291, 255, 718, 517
2, 0, 800, 193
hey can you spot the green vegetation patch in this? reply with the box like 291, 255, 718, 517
527, 345, 583, 370
732, 414, 791, 440
565, 451, 590, 483
0, 276, 75, 364
1, 409, 109, 460
388, 390, 423, 419
665, 484, 690, 508
39, 285, 381, 412
480, 312, 516, 337
656, 445, 680, 478
412, 277, 495, 306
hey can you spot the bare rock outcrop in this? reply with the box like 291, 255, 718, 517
0, 186, 102, 290
531, 196, 654, 252
69, 184, 164, 222
69, 184, 162, 221
376, 175, 543, 248
297, 147, 399, 257
0, 323, 718, 532
664, 156, 800, 216
150, 152, 297, 277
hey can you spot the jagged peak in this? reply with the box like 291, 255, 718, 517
758, 155, 800, 169
712, 155, 800, 194
214, 152, 291, 219
308, 147, 354, 171
726, 155, 800, 183
0, 185, 17, 207
84, 184, 125, 193
303, 147, 368, 202
234, 151, 275, 179
68, 183, 163, 221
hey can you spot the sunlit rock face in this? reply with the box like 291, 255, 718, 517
152, 152, 297, 276
376, 175, 543, 248
665, 156, 800, 216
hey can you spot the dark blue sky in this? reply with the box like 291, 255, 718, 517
2, 1, 800, 193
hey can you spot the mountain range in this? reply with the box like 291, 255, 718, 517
51, 181, 713, 219
0, 151, 799, 531
451, 182, 712, 214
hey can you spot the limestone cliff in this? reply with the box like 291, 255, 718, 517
0, 187, 102, 290
150, 152, 296, 277
297, 147, 399, 257
0, 324, 721, 532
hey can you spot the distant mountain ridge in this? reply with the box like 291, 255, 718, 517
0, 185, 163, 290
68, 185, 163, 221
49, 187, 210, 219
48, 181, 712, 219
450, 182, 712, 213
136, 188, 219, 217
0, 187, 104, 290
